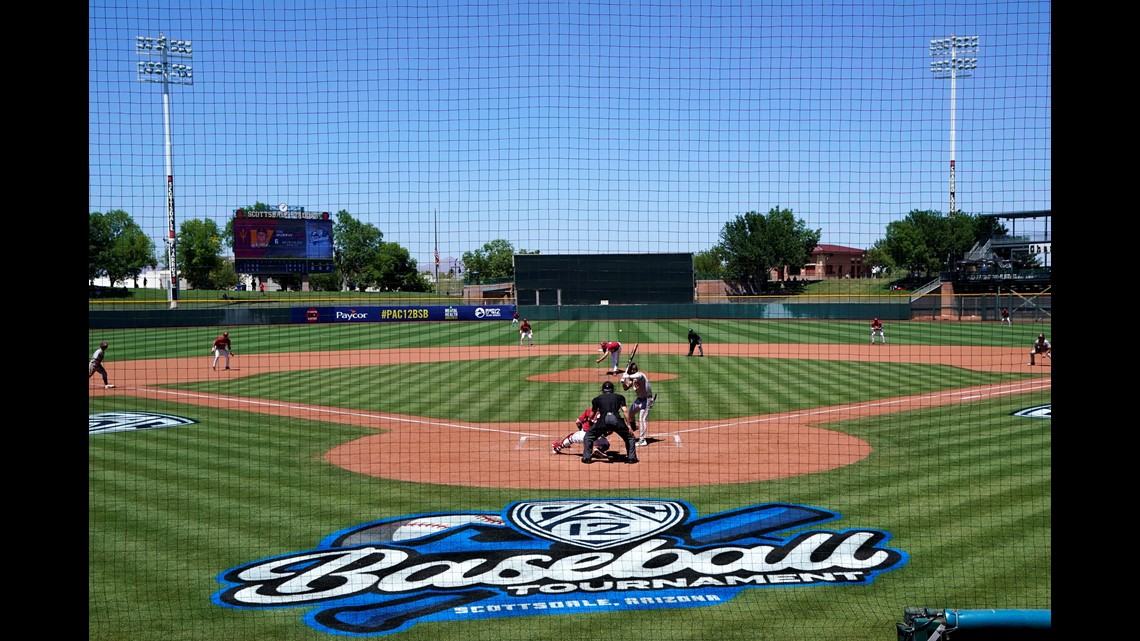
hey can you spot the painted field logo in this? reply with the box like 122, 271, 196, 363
1012, 404, 1050, 419
90, 412, 197, 435
213, 499, 907, 636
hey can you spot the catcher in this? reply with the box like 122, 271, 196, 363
551, 407, 609, 457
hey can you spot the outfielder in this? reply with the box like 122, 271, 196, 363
621, 361, 653, 446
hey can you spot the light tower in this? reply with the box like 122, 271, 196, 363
137, 33, 193, 309
929, 35, 978, 216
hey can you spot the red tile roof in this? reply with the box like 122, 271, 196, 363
812, 244, 865, 255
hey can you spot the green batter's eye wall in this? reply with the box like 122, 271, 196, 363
514, 253, 696, 306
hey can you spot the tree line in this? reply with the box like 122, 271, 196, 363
90, 205, 1012, 292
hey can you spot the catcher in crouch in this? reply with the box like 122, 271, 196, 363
621, 361, 653, 446
551, 407, 609, 457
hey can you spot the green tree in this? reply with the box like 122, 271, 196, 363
89, 213, 113, 283
89, 210, 158, 286
864, 242, 895, 278
880, 209, 1008, 275
176, 218, 225, 289
461, 239, 537, 281
717, 207, 820, 294
375, 242, 430, 292
309, 271, 343, 292
973, 214, 1008, 242
333, 210, 384, 291
880, 218, 937, 276
693, 247, 727, 279
945, 210, 978, 266
210, 259, 241, 290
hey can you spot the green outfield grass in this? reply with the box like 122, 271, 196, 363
89, 320, 1050, 641
92, 317, 1051, 361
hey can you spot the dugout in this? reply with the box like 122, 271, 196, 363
514, 253, 694, 306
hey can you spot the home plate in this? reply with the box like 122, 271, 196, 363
519, 434, 681, 450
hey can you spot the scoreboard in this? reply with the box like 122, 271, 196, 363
233, 258, 335, 274
233, 207, 334, 275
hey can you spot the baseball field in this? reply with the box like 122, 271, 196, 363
88, 318, 1051, 640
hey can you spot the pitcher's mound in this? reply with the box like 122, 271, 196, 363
527, 368, 679, 383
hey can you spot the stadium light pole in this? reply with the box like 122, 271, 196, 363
929, 35, 978, 217
137, 33, 193, 309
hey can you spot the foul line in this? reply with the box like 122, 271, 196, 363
674, 379, 1051, 435
125, 387, 550, 437
108, 376, 1048, 440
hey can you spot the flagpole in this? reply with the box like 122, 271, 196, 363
434, 209, 439, 296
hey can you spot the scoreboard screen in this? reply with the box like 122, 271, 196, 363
233, 258, 335, 274
233, 209, 334, 274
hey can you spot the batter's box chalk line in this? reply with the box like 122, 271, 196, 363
519, 434, 681, 451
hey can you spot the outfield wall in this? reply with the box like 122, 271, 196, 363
89, 302, 909, 329
88, 294, 1055, 329
516, 302, 910, 321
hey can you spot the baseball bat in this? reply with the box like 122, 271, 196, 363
626, 343, 639, 370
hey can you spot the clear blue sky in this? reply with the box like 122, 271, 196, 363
89, 1, 1051, 271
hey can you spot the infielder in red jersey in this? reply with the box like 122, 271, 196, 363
595, 341, 622, 373
870, 318, 885, 345
211, 331, 233, 371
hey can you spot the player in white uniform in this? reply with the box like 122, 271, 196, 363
621, 362, 653, 446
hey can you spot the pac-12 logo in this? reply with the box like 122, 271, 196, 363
1012, 404, 1051, 419
474, 307, 502, 318
90, 412, 197, 435
214, 499, 907, 636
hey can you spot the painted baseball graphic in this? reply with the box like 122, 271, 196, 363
329, 512, 507, 547
391, 514, 505, 541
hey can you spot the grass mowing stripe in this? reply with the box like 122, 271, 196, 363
90, 323, 1050, 641
93, 319, 1053, 361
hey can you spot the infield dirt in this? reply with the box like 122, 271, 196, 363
92, 343, 1049, 490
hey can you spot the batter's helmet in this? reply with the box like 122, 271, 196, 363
601, 381, 615, 393
100, 341, 108, 349
627, 362, 638, 374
